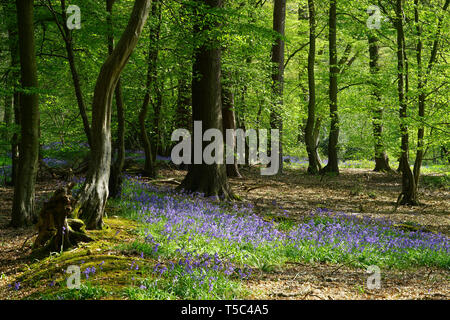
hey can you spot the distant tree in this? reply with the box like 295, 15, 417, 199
270, 0, 286, 175
321, 0, 339, 174
367, 28, 391, 172
304, 0, 321, 174
394, 0, 418, 206
45, 0, 92, 147
412, 0, 449, 189
1, 0, 20, 187
222, 71, 242, 178
139, 0, 162, 178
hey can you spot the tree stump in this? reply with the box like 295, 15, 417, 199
33, 183, 93, 252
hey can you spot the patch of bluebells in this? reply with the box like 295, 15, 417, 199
0, 165, 12, 186
156, 155, 171, 162
120, 176, 449, 271
42, 141, 89, 152
121, 177, 280, 247
286, 208, 450, 257
83, 266, 96, 279
42, 157, 69, 168
8, 282, 21, 291
71, 176, 86, 197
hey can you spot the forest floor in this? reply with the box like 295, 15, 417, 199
0, 165, 449, 300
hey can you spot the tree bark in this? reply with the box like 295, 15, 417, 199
321, 0, 339, 174
178, 0, 234, 199
1, 0, 20, 187
368, 31, 391, 172
11, 0, 40, 227
47, 0, 93, 147
175, 76, 192, 132
222, 72, 242, 178
106, 0, 126, 198
139, 0, 162, 178
270, 0, 286, 175
305, 0, 321, 174
149, 0, 162, 162
412, 0, 449, 187
77, 0, 152, 229
394, 0, 418, 206
313, 116, 322, 170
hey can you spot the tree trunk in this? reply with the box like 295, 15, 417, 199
139, 1, 162, 178
178, 0, 234, 199
313, 116, 322, 170
2, 0, 20, 187
270, 0, 286, 175
77, 0, 152, 229
175, 76, 192, 132
222, 72, 242, 178
11, 0, 40, 227
54, 0, 92, 147
106, 0, 126, 198
368, 31, 391, 172
394, 0, 418, 206
33, 183, 93, 252
149, 0, 162, 162
412, 0, 449, 187
321, 0, 339, 174
305, 0, 321, 174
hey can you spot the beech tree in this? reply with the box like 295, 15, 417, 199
321, 0, 339, 174
394, 0, 418, 206
368, 29, 391, 172
178, 0, 234, 199
107, 0, 126, 198
304, 0, 321, 174
77, 0, 152, 229
270, 0, 286, 175
11, 0, 40, 227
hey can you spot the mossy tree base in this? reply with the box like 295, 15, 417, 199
33, 183, 93, 253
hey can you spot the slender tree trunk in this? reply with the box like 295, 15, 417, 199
139, 0, 162, 178
175, 76, 192, 131
2, 95, 12, 137
305, 0, 321, 174
54, 0, 92, 147
412, 0, 449, 187
368, 32, 391, 172
321, 0, 339, 174
77, 0, 152, 229
270, 0, 286, 175
179, 0, 233, 199
149, 0, 162, 162
11, 0, 40, 227
2, 0, 20, 186
222, 72, 242, 178
394, 0, 418, 206
152, 83, 162, 161
313, 116, 322, 169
